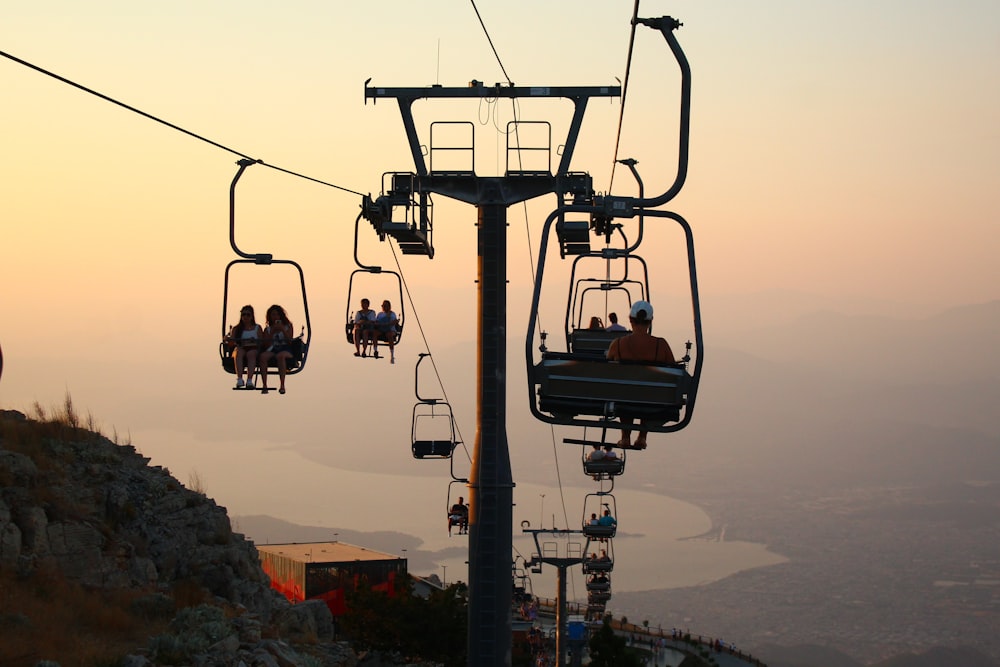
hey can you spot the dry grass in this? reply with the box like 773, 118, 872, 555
0, 565, 172, 666
0, 396, 188, 665
187, 469, 206, 495
2, 392, 117, 456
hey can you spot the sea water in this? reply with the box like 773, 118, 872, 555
131, 428, 785, 601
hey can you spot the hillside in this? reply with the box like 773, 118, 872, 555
0, 405, 432, 667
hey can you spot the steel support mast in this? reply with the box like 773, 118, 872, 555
365, 81, 619, 666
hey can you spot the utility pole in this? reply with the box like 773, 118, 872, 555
364, 81, 619, 666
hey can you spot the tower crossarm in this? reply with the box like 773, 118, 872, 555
364, 81, 621, 181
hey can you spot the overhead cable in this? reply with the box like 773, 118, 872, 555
608, 0, 642, 192
0, 49, 364, 196
469, 0, 513, 85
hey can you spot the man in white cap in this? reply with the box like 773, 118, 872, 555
606, 300, 675, 449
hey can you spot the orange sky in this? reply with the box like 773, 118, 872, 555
2, 1, 998, 588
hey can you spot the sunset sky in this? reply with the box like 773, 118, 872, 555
2, 1, 998, 591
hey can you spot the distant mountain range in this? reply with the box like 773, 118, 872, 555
712, 298, 1000, 384
610, 297, 1000, 490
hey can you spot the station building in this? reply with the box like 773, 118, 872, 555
257, 541, 406, 615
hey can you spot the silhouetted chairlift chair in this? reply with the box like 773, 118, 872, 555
446, 479, 469, 536
526, 203, 702, 434
511, 559, 535, 604
565, 250, 649, 357
411, 354, 459, 459
588, 589, 612, 605
586, 573, 611, 593
582, 445, 626, 479
582, 540, 614, 574
582, 492, 617, 541
411, 403, 458, 459
220, 159, 311, 385
344, 211, 406, 357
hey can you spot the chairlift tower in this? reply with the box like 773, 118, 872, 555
364, 80, 619, 666
522, 527, 590, 667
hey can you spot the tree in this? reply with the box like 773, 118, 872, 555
340, 577, 468, 667
588, 619, 642, 667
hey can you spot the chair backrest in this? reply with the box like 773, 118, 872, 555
536, 354, 688, 424
569, 329, 628, 355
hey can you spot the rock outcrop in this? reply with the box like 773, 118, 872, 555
0, 409, 435, 666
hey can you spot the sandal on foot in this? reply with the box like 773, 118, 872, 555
279, 388, 286, 394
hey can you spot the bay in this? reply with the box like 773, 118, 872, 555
132, 428, 786, 603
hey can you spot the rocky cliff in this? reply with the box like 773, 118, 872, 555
0, 407, 424, 667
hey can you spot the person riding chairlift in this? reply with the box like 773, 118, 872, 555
606, 300, 675, 449
448, 496, 469, 535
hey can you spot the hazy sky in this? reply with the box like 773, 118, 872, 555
2, 1, 998, 588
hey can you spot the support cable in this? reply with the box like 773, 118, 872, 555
0, 49, 364, 196
608, 0, 642, 192
469, 0, 513, 86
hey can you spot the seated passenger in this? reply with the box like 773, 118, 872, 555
353, 298, 376, 357
606, 300, 675, 450
587, 316, 604, 330
373, 299, 399, 364
226, 305, 263, 389
605, 312, 628, 332
602, 445, 619, 461
587, 444, 606, 462
588, 512, 600, 526
448, 496, 469, 535
598, 509, 617, 528
258, 304, 294, 395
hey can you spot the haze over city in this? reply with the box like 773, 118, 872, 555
3, 2, 998, 662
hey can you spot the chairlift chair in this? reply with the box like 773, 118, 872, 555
527, 32, 703, 432
581, 445, 625, 479
220, 159, 311, 381
526, 204, 702, 435
586, 572, 611, 593
582, 492, 617, 540
588, 589, 612, 605
575, 427, 627, 479
565, 250, 649, 357
582, 539, 614, 574
344, 211, 406, 355
411, 354, 459, 459
446, 479, 469, 536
